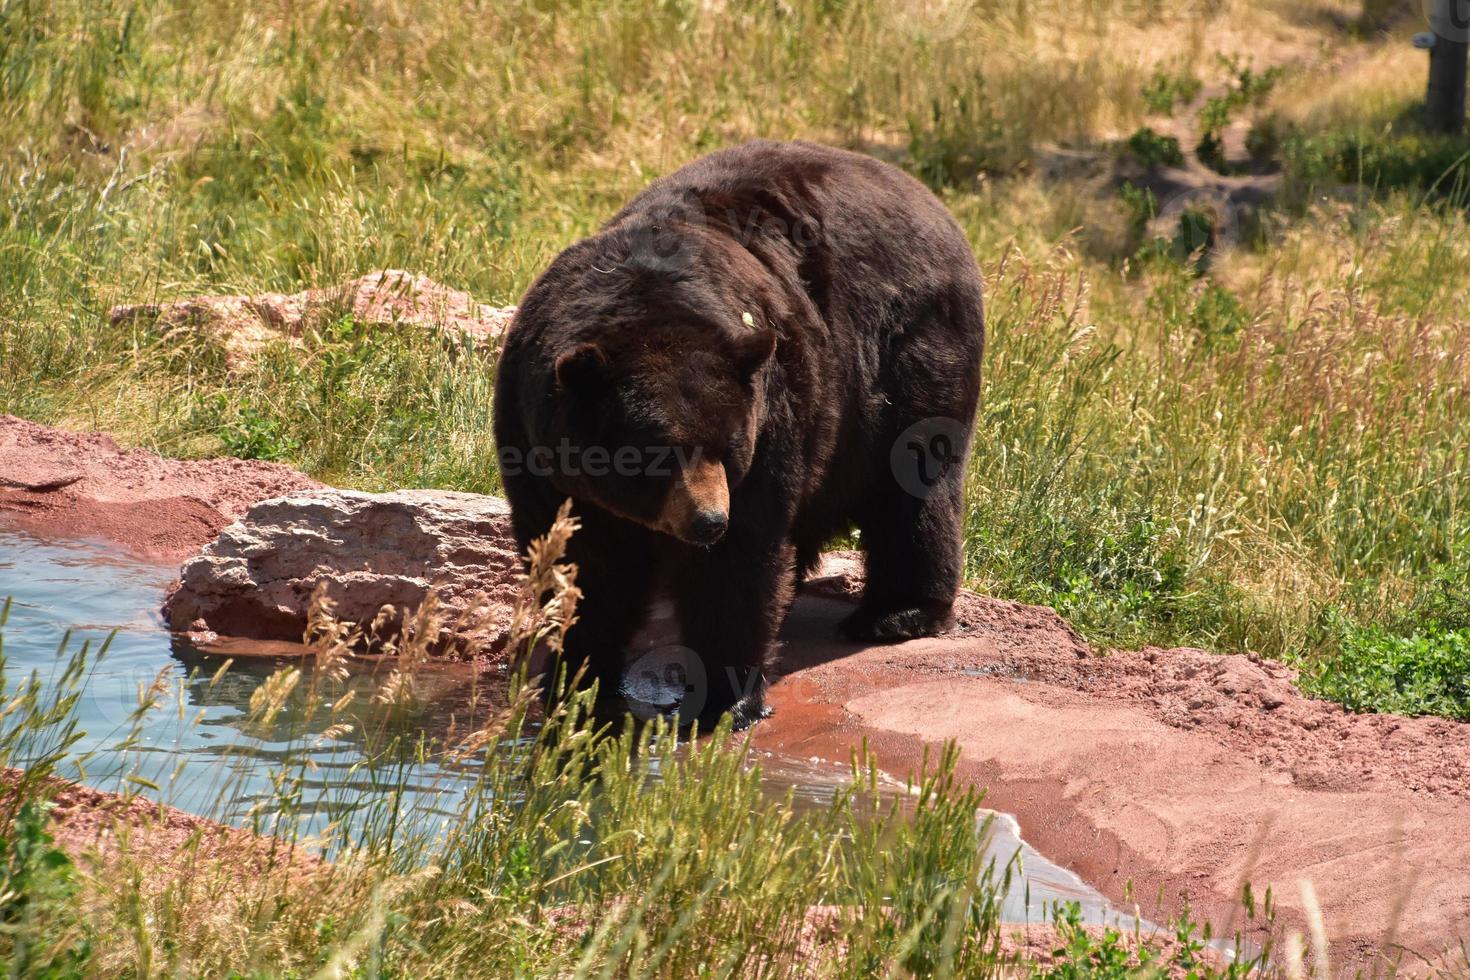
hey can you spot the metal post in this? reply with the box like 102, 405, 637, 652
1426, 0, 1469, 134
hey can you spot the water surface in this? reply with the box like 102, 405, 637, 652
0, 528, 1153, 929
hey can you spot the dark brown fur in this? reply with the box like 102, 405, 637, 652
493, 140, 984, 728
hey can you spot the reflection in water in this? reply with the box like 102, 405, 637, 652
0, 528, 1157, 932
0, 529, 512, 841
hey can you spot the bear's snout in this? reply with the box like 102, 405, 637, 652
687, 509, 729, 545
657, 455, 730, 545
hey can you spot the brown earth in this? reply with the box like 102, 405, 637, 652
3, 419, 1469, 972
2, 769, 320, 875
0, 414, 321, 562
755, 556, 1470, 973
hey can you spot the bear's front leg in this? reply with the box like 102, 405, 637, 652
539, 501, 658, 715
672, 528, 796, 731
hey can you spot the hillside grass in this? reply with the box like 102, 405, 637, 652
1, 0, 1469, 711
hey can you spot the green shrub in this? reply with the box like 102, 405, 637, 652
1303, 619, 1470, 719
1029, 899, 1263, 979
215, 403, 300, 461
1245, 113, 1285, 167
1141, 68, 1202, 115
1191, 283, 1248, 347
1196, 57, 1284, 174
1407, 563, 1470, 634
907, 76, 1010, 189
1118, 180, 1160, 241
0, 801, 93, 977
1126, 127, 1185, 169
1284, 128, 1470, 197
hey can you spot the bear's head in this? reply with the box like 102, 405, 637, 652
549, 315, 777, 546
526, 235, 782, 549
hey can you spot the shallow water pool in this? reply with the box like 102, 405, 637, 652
0, 527, 1161, 930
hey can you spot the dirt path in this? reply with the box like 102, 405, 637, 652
752, 559, 1470, 972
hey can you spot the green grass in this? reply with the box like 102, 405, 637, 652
0, 582, 1272, 977
1283, 124, 1470, 198
3, 0, 1470, 721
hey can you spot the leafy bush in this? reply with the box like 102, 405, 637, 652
0, 801, 93, 976
1303, 619, 1470, 719
1196, 58, 1284, 174
1126, 127, 1185, 169
1190, 283, 1248, 347
1029, 900, 1263, 979
215, 403, 300, 462
1406, 563, 1470, 634
907, 77, 1010, 189
1141, 68, 1202, 115
1245, 113, 1285, 167
1118, 180, 1159, 241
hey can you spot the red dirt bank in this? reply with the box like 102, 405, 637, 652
2, 417, 1468, 970
756, 564, 1470, 972
0, 415, 320, 561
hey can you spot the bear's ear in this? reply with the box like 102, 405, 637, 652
554, 343, 608, 394
733, 328, 777, 381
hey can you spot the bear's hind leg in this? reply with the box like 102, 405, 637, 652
841, 472, 965, 643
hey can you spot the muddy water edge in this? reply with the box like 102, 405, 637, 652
0, 527, 1241, 950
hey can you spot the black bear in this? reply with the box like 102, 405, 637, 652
493, 140, 984, 728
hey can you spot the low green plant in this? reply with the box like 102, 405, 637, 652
1245, 113, 1285, 167
1190, 283, 1249, 348
1125, 127, 1184, 169
1302, 616, 1470, 720
0, 801, 92, 978
1197, 57, 1285, 174
907, 76, 1011, 189
1283, 126, 1470, 199
214, 403, 300, 462
1029, 900, 1266, 979
1118, 181, 1159, 243
1141, 68, 1202, 115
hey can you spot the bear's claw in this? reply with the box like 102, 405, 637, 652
839, 604, 956, 643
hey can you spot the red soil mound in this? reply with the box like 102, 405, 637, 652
0, 415, 320, 561
755, 558, 1470, 972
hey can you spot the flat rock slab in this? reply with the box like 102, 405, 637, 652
162, 489, 522, 658
0, 415, 321, 561
111, 269, 515, 368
